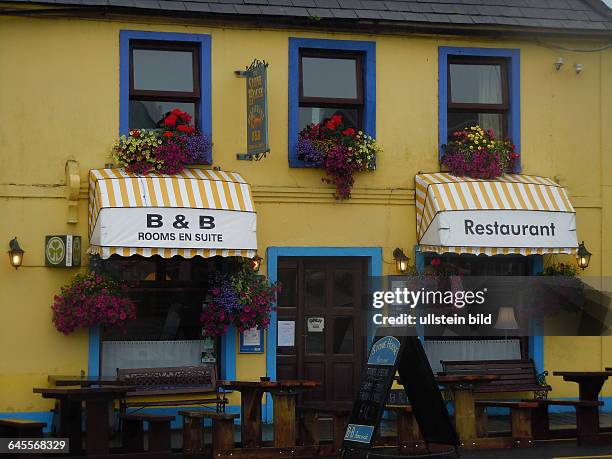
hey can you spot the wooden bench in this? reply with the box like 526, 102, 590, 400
179, 410, 238, 456
441, 359, 551, 396
117, 365, 227, 414
441, 359, 603, 441
120, 413, 175, 453
297, 405, 351, 453
0, 419, 47, 459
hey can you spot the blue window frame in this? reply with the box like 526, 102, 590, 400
288, 38, 376, 167
438, 47, 520, 171
119, 30, 212, 162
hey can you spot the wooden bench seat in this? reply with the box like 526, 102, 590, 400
117, 365, 227, 414
120, 413, 175, 453
179, 410, 238, 455
0, 418, 47, 437
475, 400, 538, 444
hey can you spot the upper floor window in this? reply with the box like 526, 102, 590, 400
289, 38, 376, 168
299, 50, 364, 132
438, 47, 520, 169
129, 41, 200, 130
447, 57, 509, 139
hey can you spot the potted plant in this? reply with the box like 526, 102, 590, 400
441, 125, 519, 179
111, 109, 212, 175
51, 272, 136, 335
296, 115, 381, 199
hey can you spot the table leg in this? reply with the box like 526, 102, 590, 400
452, 387, 477, 443
58, 399, 83, 456
84, 399, 111, 455
573, 378, 606, 445
271, 391, 298, 447
239, 388, 262, 448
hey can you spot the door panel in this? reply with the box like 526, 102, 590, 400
277, 257, 367, 409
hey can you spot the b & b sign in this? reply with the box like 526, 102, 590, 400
91, 207, 257, 250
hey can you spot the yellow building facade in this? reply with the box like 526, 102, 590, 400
0, 5, 611, 422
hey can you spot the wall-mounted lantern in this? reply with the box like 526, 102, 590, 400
576, 241, 591, 270
8, 237, 24, 269
251, 254, 263, 272
393, 248, 409, 274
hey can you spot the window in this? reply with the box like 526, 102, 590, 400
119, 30, 212, 160
447, 57, 508, 139
129, 41, 200, 130
289, 38, 376, 167
299, 50, 364, 132
438, 47, 520, 168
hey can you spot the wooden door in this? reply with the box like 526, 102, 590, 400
276, 257, 367, 409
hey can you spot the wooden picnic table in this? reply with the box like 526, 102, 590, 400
553, 370, 612, 445
33, 386, 130, 456
220, 380, 319, 448
436, 374, 499, 445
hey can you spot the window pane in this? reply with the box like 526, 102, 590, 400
447, 112, 504, 140
302, 57, 358, 99
299, 107, 359, 132
129, 101, 195, 129
333, 317, 354, 354
305, 317, 325, 354
450, 64, 502, 104
333, 268, 354, 308
305, 268, 325, 309
278, 267, 297, 308
132, 48, 194, 92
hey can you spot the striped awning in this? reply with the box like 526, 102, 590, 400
88, 168, 256, 259
415, 173, 578, 256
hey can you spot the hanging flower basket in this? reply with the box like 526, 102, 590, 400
200, 268, 280, 336
441, 125, 519, 179
296, 115, 381, 199
111, 109, 212, 175
51, 272, 136, 335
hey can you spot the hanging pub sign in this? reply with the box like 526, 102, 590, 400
341, 331, 458, 456
45, 235, 82, 267
236, 59, 269, 161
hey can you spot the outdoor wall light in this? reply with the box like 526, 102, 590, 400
575, 63, 584, 74
8, 237, 24, 269
554, 57, 564, 71
393, 248, 410, 274
576, 241, 591, 270
251, 254, 263, 272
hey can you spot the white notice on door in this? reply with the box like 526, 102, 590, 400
307, 317, 324, 332
277, 321, 295, 347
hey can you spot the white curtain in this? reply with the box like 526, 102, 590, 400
424, 339, 521, 374
101, 340, 205, 377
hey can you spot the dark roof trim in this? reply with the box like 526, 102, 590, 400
1, 4, 611, 39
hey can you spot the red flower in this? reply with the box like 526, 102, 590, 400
431, 258, 441, 267
163, 131, 173, 137
177, 124, 190, 133
342, 128, 356, 136
164, 115, 178, 127
325, 121, 335, 130
331, 115, 342, 126
170, 108, 183, 116
130, 130, 141, 137
180, 113, 192, 123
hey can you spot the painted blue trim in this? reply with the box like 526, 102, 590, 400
438, 46, 521, 172
88, 325, 101, 377
529, 255, 544, 373
288, 38, 376, 167
221, 326, 237, 381
119, 30, 213, 163
266, 247, 382, 423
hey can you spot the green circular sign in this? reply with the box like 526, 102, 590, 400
46, 237, 65, 265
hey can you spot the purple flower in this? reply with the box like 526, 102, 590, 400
297, 137, 325, 167
184, 134, 212, 164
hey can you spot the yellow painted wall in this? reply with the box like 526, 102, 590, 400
0, 14, 610, 414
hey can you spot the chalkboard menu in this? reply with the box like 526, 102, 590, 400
342, 332, 458, 454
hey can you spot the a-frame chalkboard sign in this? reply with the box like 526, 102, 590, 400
341, 329, 459, 456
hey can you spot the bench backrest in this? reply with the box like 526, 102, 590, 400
117, 364, 217, 388
441, 359, 546, 393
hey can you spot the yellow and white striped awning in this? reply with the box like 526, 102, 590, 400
88, 168, 257, 259
415, 173, 578, 256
